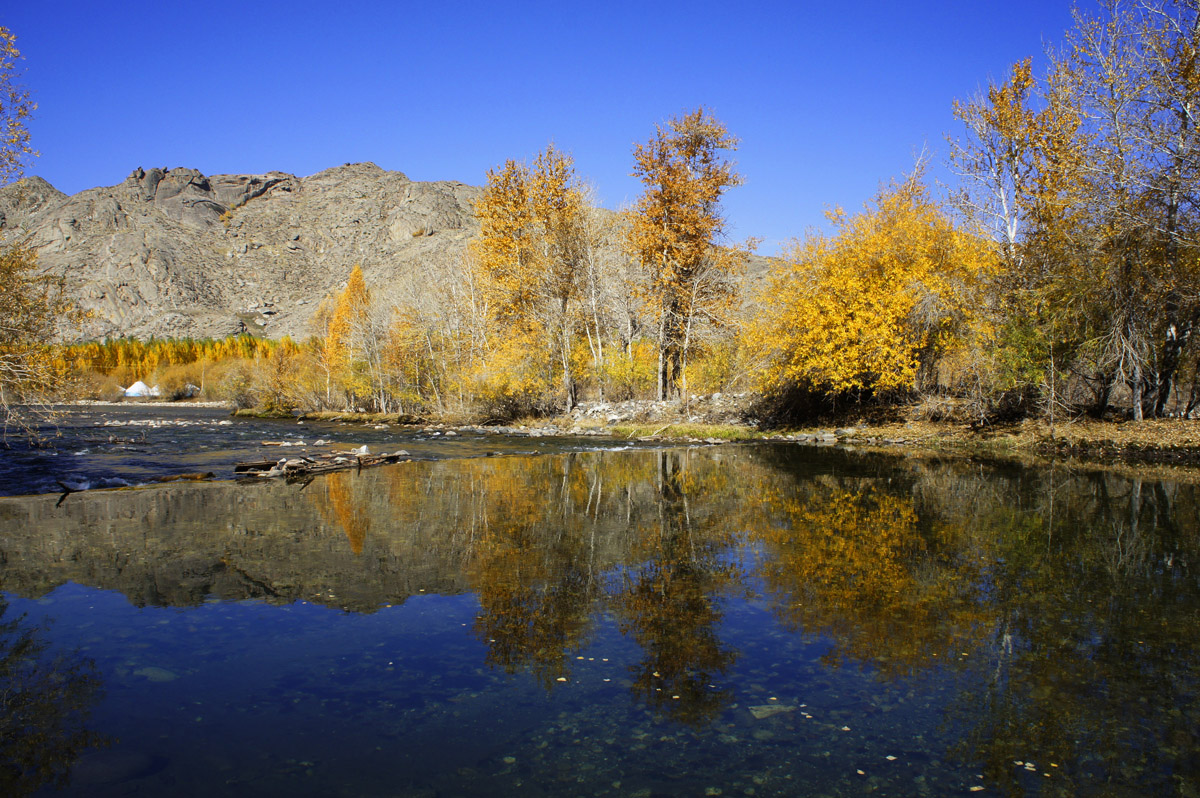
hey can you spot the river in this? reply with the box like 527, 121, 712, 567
0, 407, 1196, 796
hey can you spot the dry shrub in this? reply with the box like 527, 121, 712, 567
70, 369, 125, 401
601, 339, 657, 401
469, 330, 559, 421
684, 338, 741, 397
107, 364, 138, 390
274, 351, 328, 412
152, 363, 204, 400
204, 359, 258, 408
255, 347, 313, 414
908, 395, 964, 422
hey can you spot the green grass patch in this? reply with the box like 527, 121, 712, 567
610, 422, 763, 441
232, 407, 294, 419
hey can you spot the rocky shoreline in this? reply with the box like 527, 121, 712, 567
104, 395, 1200, 470
289, 398, 1200, 470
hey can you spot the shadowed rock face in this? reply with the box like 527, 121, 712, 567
0, 163, 482, 341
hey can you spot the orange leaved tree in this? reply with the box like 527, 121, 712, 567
626, 108, 742, 401
470, 145, 589, 413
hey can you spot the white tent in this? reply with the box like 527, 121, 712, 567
123, 381, 161, 398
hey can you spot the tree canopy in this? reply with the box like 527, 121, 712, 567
626, 108, 743, 401
0, 26, 35, 186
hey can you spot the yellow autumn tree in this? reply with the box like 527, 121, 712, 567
949, 57, 1091, 418
323, 265, 374, 410
472, 160, 540, 325
749, 172, 994, 404
0, 245, 70, 428
469, 146, 589, 415
383, 308, 438, 413
946, 2, 1200, 420
1, 26, 36, 185
626, 108, 743, 401
530, 145, 587, 409
0, 28, 58, 430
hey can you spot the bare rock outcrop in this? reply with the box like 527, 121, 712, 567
0, 163, 482, 341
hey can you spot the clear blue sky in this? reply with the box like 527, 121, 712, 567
6, 0, 1085, 255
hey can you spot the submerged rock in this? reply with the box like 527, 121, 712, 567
133, 666, 178, 683
748, 704, 795, 719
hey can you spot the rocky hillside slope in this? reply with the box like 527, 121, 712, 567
0, 163, 773, 343
0, 163, 482, 341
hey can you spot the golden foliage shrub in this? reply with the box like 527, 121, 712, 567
683, 338, 741, 397
70, 369, 125, 401
748, 174, 993, 402
151, 363, 204, 400
601, 339, 658, 400
204, 359, 258, 409
471, 329, 558, 420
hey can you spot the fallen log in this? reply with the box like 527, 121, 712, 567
235, 450, 410, 481
235, 460, 279, 473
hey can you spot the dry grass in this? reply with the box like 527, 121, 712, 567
300, 410, 425, 425
804, 416, 1200, 469
1043, 418, 1200, 449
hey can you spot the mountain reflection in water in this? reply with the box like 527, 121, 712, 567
0, 446, 1197, 796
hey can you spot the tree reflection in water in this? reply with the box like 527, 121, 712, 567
936, 470, 1200, 794
277, 445, 1200, 791
610, 451, 740, 725
461, 450, 741, 722
752, 453, 1200, 794
312, 470, 371, 555
753, 475, 987, 677
465, 455, 600, 688
0, 599, 106, 796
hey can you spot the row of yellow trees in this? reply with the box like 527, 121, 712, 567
43, 1, 1200, 422
296, 1, 1200, 423
752, 0, 1200, 422
250, 115, 750, 419
459, 115, 747, 416
59, 335, 296, 405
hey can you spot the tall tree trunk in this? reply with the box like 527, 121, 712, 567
1132, 358, 1144, 422
560, 304, 575, 412
657, 313, 668, 401
1154, 307, 1196, 417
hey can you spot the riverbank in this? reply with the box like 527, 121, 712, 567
67, 399, 234, 409
598, 416, 1200, 468
251, 396, 1200, 469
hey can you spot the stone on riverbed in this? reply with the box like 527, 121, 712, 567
134, 666, 178, 682
748, 704, 796, 719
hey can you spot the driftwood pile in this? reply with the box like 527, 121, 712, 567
235, 447, 411, 483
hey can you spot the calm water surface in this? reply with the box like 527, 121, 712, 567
0, 413, 1197, 796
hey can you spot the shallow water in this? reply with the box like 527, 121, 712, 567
0, 435, 1198, 796
0, 405, 650, 497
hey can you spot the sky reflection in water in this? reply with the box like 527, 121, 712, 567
1, 443, 1197, 796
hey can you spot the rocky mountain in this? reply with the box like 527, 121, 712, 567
0, 163, 774, 343
0, 163, 482, 341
